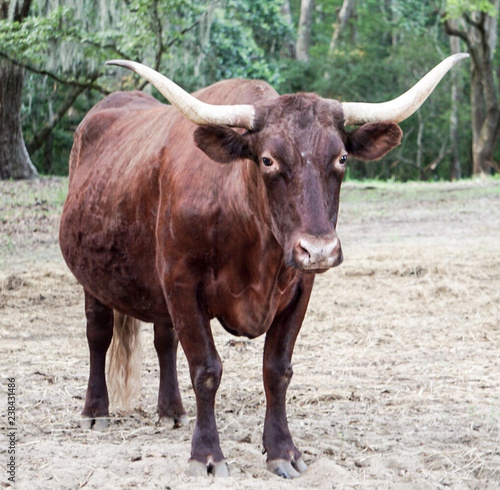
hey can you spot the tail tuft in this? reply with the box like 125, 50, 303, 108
107, 311, 142, 411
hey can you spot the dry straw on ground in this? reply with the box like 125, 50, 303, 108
1, 178, 499, 489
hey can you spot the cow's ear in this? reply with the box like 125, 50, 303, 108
345, 122, 402, 161
194, 125, 257, 164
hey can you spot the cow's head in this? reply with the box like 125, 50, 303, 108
107, 54, 468, 273
192, 95, 402, 272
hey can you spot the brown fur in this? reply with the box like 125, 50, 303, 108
60, 78, 402, 475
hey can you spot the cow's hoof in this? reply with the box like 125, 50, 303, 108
267, 457, 307, 479
80, 416, 109, 431
188, 459, 229, 477
158, 413, 189, 429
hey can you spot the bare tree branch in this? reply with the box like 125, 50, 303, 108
138, 0, 165, 91
463, 11, 486, 33
26, 82, 91, 154
424, 139, 450, 173
0, 50, 111, 94
137, 13, 203, 90
443, 19, 471, 46
83, 41, 130, 61
443, 19, 480, 67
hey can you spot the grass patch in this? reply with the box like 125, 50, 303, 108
0, 177, 68, 221
342, 177, 500, 202
0, 177, 68, 269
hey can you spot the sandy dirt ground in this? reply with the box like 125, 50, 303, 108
1, 177, 499, 489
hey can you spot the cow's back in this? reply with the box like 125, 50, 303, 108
60, 79, 278, 322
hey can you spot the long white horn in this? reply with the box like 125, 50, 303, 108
106, 60, 256, 130
341, 53, 469, 126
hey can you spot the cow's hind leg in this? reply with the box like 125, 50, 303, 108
262, 276, 314, 478
154, 322, 187, 426
81, 291, 113, 430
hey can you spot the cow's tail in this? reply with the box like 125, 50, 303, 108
107, 311, 142, 412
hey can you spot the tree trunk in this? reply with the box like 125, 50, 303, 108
281, 0, 292, 23
0, 0, 37, 180
281, 0, 296, 57
0, 60, 38, 179
416, 110, 424, 179
384, 0, 398, 47
445, 2, 500, 176
296, 0, 315, 62
470, 7, 499, 176
449, 20, 462, 180
43, 133, 54, 174
329, 0, 356, 53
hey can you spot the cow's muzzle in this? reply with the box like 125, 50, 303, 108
292, 233, 343, 272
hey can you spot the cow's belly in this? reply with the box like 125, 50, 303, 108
60, 207, 169, 323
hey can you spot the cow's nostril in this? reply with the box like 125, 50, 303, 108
299, 239, 317, 264
295, 241, 313, 263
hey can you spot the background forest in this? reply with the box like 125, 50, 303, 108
0, 0, 499, 181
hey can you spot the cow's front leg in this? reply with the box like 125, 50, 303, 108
263, 275, 314, 478
178, 321, 228, 476
164, 277, 228, 476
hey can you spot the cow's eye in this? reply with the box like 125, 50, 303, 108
339, 155, 348, 165
261, 157, 274, 167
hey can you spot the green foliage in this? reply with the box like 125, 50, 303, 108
2, 1, 222, 173
0, 7, 71, 65
281, 0, 476, 181
205, 20, 273, 81
199, 0, 291, 86
0, 0, 490, 180
445, 0, 497, 19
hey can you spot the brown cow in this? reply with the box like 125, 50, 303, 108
59, 54, 468, 478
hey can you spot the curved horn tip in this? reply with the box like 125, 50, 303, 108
106, 59, 132, 68
452, 52, 469, 61
448, 52, 470, 64
341, 53, 470, 126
